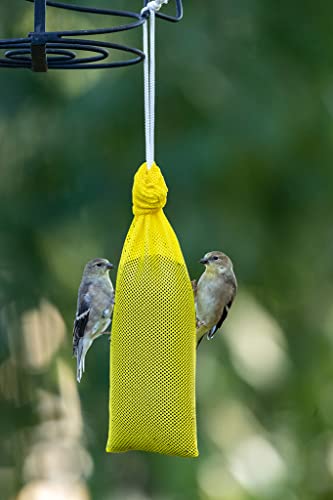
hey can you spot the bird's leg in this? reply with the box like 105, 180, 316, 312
196, 318, 206, 328
101, 328, 111, 343
102, 308, 111, 319
101, 322, 111, 335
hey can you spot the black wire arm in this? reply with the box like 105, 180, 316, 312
0, 0, 183, 71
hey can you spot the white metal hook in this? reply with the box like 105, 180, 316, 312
141, 0, 169, 17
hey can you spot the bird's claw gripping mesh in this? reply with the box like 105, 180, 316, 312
106, 163, 198, 457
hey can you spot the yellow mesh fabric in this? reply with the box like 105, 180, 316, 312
106, 162, 198, 457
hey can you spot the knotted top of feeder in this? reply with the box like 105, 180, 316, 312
132, 163, 168, 216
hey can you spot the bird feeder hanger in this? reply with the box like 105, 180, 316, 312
0, 0, 183, 72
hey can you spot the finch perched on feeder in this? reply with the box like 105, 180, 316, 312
193, 251, 237, 348
73, 258, 115, 382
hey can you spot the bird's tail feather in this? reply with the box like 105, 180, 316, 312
76, 338, 93, 383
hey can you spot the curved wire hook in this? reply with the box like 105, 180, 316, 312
142, 0, 183, 22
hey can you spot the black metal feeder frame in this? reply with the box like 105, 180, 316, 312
0, 0, 183, 72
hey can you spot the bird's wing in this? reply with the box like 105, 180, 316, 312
196, 333, 205, 348
207, 297, 234, 340
191, 279, 197, 296
73, 285, 92, 355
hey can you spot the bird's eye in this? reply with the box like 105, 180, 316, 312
96, 263, 103, 267
213, 256, 219, 261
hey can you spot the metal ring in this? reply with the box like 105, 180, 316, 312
0, 39, 144, 70
5, 47, 76, 63
0, 0, 183, 71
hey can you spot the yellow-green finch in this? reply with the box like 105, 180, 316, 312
193, 251, 237, 347
73, 258, 114, 382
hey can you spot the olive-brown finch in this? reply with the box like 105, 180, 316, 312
73, 258, 114, 382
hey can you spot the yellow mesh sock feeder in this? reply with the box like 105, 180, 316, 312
106, 2, 198, 457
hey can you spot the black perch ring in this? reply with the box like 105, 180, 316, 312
0, 0, 183, 71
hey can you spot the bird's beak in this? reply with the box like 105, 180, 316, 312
200, 258, 208, 265
107, 262, 114, 270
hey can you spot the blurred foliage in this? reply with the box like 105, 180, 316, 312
1, 1, 333, 499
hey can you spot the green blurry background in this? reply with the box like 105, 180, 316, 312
1, 1, 333, 499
